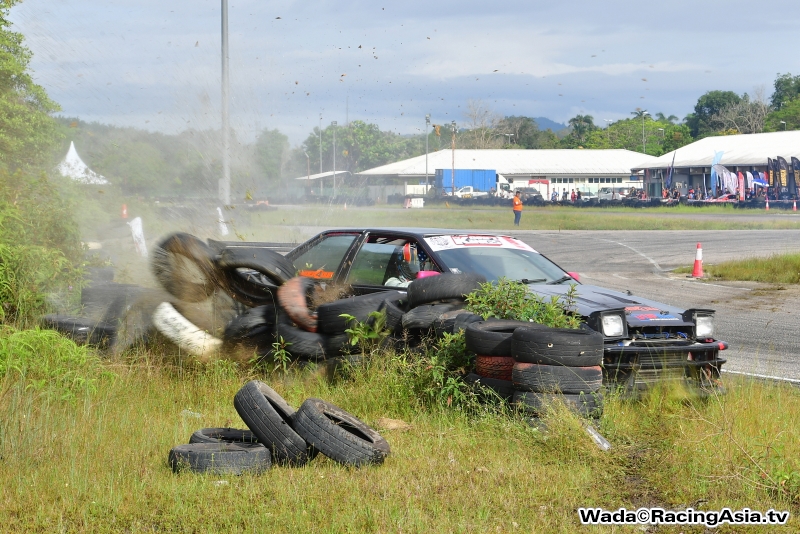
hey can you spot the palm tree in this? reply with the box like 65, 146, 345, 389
568, 114, 596, 143
654, 112, 679, 124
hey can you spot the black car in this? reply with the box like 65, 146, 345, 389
515, 187, 545, 205
220, 228, 727, 394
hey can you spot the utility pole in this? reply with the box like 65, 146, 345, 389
318, 114, 323, 174
425, 114, 430, 192
451, 121, 456, 194
641, 111, 649, 154
219, 0, 230, 205
332, 121, 338, 198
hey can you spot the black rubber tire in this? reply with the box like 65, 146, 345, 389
401, 303, 458, 331
317, 291, 399, 334
216, 246, 296, 285
81, 282, 143, 321
464, 373, 515, 401
513, 391, 603, 417
324, 332, 356, 356
453, 312, 483, 333
277, 276, 319, 333
474, 355, 515, 381
222, 305, 277, 353
380, 296, 407, 334
232, 380, 317, 466
433, 308, 469, 338
275, 311, 327, 360
168, 442, 271, 475
40, 315, 115, 348
511, 327, 604, 366
152, 233, 219, 303
511, 363, 603, 394
465, 320, 545, 356
407, 273, 486, 308
189, 427, 260, 445
291, 398, 390, 467
218, 268, 279, 308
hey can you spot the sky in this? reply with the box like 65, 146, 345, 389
8, 0, 799, 145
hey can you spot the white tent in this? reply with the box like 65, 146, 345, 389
57, 141, 109, 185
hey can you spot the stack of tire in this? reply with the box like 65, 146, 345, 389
399, 273, 486, 338
510, 326, 604, 418
274, 276, 405, 362
169, 380, 390, 474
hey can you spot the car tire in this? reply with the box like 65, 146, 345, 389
222, 305, 277, 353
215, 247, 295, 307
453, 312, 483, 333
232, 380, 317, 466
275, 311, 327, 361
511, 327, 603, 366
465, 320, 546, 356
152, 233, 219, 303
277, 277, 319, 333
512, 390, 603, 417
40, 315, 116, 348
291, 398, 390, 467
189, 427, 260, 445
152, 302, 223, 360
317, 291, 399, 335
401, 303, 459, 331
475, 355, 515, 381
511, 363, 603, 394
406, 273, 486, 308
464, 373, 515, 401
168, 442, 271, 475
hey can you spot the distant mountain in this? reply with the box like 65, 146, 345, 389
533, 117, 567, 132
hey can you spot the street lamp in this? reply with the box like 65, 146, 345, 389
658, 127, 665, 140
425, 114, 431, 192
303, 150, 310, 182
219, 0, 230, 205
503, 133, 514, 145
780, 120, 787, 131
331, 121, 338, 198
451, 121, 457, 194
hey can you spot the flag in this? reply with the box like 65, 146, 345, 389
710, 151, 724, 189
738, 172, 745, 200
792, 157, 800, 197
746, 171, 753, 188
778, 156, 789, 188
665, 150, 677, 188
767, 157, 774, 186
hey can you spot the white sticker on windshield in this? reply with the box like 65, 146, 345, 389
425, 235, 537, 253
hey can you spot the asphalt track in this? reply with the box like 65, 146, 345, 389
509, 230, 800, 381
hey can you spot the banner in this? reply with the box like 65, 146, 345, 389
793, 157, 800, 196
767, 157, 774, 187
778, 156, 789, 187
127, 217, 147, 258
738, 172, 745, 200
709, 151, 724, 190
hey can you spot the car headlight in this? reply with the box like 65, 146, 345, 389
601, 314, 624, 337
695, 316, 714, 338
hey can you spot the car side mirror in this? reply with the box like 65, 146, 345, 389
567, 271, 580, 282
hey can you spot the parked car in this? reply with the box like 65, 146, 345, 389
597, 187, 630, 200
514, 187, 545, 205
451, 186, 489, 199
214, 229, 727, 394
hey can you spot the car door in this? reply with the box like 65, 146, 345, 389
286, 231, 362, 282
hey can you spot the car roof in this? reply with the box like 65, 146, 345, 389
325, 228, 515, 239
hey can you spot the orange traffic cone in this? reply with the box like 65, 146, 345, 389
794, 200, 797, 212
691, 243, 704, 278
766, 197, 770, 211
121, 204, 128, 219
344, 202, 347, 211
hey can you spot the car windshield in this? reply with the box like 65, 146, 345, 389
435, 247, 568, 283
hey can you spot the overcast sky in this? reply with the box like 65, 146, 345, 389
9, 0, 799, 144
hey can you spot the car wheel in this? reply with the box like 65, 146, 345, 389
168, 442, 271, 475
189, 427, 260, 445
291, 398, 390, 467
232, 380, 317, 466
511, 363, 602, 394
513, 391, 603, 418
464, 373, 515, 401
152, 233, 219, 303
406, 273, 486, 308
215, 247, 296, 307
316, 291, 399, 335
152, 302, 223, 360
474, 355, 515, 381
277, 277, 319, 333
511, 327, 603, 366
378, 295, 408, 335
465, 320, 546, 356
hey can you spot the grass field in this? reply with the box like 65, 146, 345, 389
675, 253, 800, 284
1, 328, 799, 533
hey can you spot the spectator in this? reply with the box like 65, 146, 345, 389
512, 190, 523, 226
570, 189, 577, 202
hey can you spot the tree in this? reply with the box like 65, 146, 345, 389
0, 1, 61, 169
764, 98, 800, 132
255, 128, 289, 182
459, 100, 503, 149
583, 117, 692, 156
564, 114, 597, 146
654, 112, 679, 124
770, 73, 800, 109
685, 90, 741, 138
710, 89, 770, 134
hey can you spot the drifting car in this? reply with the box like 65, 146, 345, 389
215, 228, 727, 394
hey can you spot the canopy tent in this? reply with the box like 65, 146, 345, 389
57, 141, 109, 185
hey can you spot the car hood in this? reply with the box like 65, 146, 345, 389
527, 283, 697, 326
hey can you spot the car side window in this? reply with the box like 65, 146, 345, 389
346, 242, 399, 285
292, 234, 356, 280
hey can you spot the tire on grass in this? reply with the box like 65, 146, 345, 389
464, 373, 515, 401
232, 380, 317, 466
189, 428, 259, 445
215, 247, 296, 307
512, 390, 603, 417
275, 311, 327, 360
401, 303, 459, 331
168, 442, 270, 475
511, 363, 602, 394
291, 398, 390, 467
407, 273, 486, 308
40, 315, 115, 348
152, 233, 219, 303
379, 295, 408, 335
511, 326, 603, 366
317, 291, 399, 334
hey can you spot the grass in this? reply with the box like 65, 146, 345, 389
1, 329, 799, 532
230, 204, 800, 243
675, 253, 800, 284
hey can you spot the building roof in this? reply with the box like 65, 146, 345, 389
57, 141, 109, 185
293, 170, 352, 181
358, 149, 657, 177
634, 130, 800, 170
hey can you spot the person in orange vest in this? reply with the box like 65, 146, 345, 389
512, 190, 523, 226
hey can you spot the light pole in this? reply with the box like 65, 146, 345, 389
450, 121, 457, 194
425, 114, 430, 192
331, 121, 338, 198
303, 150, 310, 182
503, 133, 514, 145
219, 0, 230, 205
780, 120, 787, 131
604, 119, 612, 142
318, 115, 323, 174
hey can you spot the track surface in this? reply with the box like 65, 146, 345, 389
510, 230, 800, 380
